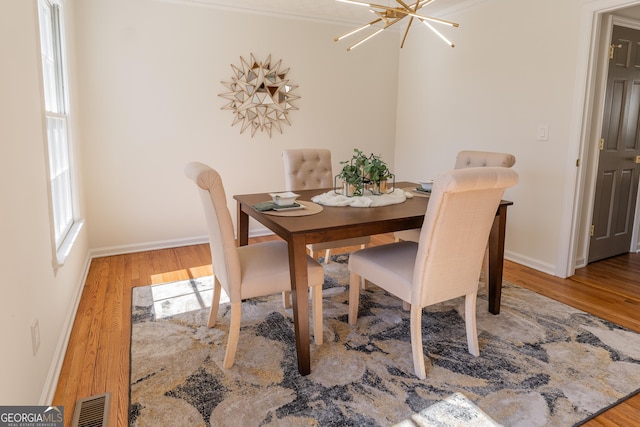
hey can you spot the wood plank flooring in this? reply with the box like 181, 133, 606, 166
52, 235, 640, 426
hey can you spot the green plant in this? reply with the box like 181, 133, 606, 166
336, 149, 365, 196
365, 153, 392, 183
338, 163, 361, 184
337, 148, 393, 196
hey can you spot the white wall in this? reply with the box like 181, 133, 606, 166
74, 0, 400, 252
395, 0, 584, 275
0, 0, 89, 404
4, 0, 639, 405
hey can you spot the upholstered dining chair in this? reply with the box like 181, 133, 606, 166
282, 148, 370, 263
184, 161, 325, 369
453, 150, 517, 170
395, 150, 516, 282
348, 167, 519, 379
396, 150, 516, 243
281, 148, 371, 305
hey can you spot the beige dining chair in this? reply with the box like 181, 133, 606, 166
184, 161, 325, 369
348, 167, 519, 379
283, 148, 371, 262
395, 150, 516, 282
281, 148, 371, 305
453, 150, 517, 170
396, 150, 516, 243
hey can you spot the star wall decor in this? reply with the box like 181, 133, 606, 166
219, 54, 300, 138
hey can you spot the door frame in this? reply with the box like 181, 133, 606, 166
589, 18, 640, 263
562, 0, 640, 278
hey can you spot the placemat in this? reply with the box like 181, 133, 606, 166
261, 200, 323, 216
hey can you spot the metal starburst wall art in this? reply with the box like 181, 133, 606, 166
219, 54, 299, 138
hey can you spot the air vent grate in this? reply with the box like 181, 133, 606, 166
71, 392, 111, 427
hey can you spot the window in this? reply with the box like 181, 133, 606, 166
38, 0, 82, 267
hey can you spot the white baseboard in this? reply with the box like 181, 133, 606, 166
505, 250, 558, 277
40, 252, 93, 405
89, 227, 277, 258
89, 236, 210, 258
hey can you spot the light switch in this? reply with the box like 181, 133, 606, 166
537, 125, 549, 141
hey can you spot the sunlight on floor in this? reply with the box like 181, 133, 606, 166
149, 276, 227, 319
150, 265, 213, 285
393, 392, 501, 427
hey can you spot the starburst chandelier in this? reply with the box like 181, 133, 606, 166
334, 0, 459, 51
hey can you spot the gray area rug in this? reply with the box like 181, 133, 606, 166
129, 254, 640, 426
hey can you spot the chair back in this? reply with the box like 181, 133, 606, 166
413, 167, 518, 307
454, 150, 516, 169
184, 162, 241, 301
283, 148, 333, 191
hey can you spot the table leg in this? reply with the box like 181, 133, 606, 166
236, 201, 249, 247
288, 234, 311, 375
487, 205, 508, 315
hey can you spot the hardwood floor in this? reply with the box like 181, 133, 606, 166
53, 234, 640, 426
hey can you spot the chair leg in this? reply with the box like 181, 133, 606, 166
480, 245, 489, 290
223, 301, 241, 369
348, 271, 361, 325
311, 285, 323, 345
410, 305, 426, 380
207, 277, 223, 328
282, 291, 291, 308
403, 301, 411, 311
323, 249, 331, 264
359, 244, 367, 289
465, 293, 480, 357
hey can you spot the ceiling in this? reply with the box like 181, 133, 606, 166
182, 0, 468, 25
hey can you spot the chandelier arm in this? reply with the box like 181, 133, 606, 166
347, 28, 384, 51
334, 17, 383, 42
347, 15, 405, 51
414, 0, 435, 8
386, 7, 458, 27
420, 19, 455, 47
396, 0, 435, 7
424, 16, 458, 27
400, 16, 414, 48
394, 0, 417, 11
339, 0, 436, 14
399, 0, 421, 48
337, 0, 458, 27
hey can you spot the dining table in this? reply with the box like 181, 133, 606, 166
233, 182, 513, 376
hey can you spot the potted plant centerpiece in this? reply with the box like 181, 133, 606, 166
337, 149, 367, 196
364, 153, 394, 194
336, 149, 394, 196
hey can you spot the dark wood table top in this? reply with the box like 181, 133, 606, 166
234, 183, 511, 243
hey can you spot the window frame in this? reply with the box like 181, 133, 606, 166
37, 0, 83, 270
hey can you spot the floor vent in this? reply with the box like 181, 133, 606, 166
71, 392, 111, 427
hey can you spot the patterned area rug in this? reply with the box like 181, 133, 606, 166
129, 255, 640, 426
